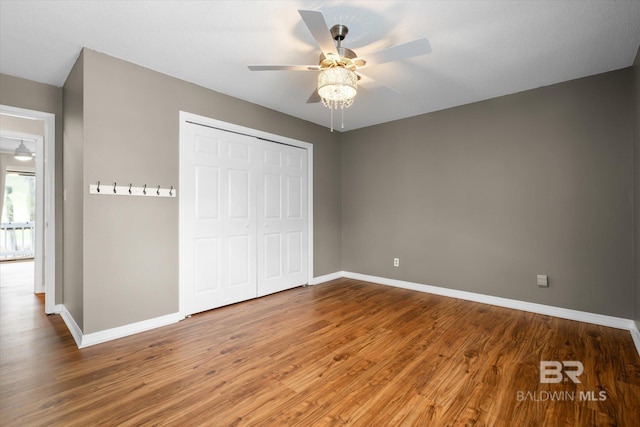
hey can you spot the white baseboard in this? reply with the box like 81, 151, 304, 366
631, 324, 640, 358
58, 272, 640, 357
311, 271, 345, 285
60, 305, 184, 349
315, 271, 640, 357
343, 272, 635, 331
60, 305, 83, 348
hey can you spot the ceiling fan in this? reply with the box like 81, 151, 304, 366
248, 10, 431, 130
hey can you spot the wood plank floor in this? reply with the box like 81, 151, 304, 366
1, 261, 639, 426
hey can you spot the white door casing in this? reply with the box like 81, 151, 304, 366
179, 113, 312, 316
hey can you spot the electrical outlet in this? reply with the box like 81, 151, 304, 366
393, 258, 399, 267
537, 275, 548, 288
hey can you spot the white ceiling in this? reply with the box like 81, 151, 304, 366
1, 1, 639, 131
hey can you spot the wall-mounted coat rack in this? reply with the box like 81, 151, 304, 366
89, 181, 176, 198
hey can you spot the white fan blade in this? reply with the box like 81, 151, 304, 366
357, 72, 401, 94
356, 38, 431, 68
356, 72, 401, 99
248, 65, 320, 71
299, 10, 339, 58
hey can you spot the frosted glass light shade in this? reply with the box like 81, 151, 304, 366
317, 67, 357, 109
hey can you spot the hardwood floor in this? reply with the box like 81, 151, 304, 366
1, 262, 639, 426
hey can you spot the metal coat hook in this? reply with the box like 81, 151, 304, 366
89, 182, 174, 197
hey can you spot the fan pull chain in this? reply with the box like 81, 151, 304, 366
341, 106, 345, 129
330, 107, 334, 132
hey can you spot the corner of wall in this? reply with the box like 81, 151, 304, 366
59, 304, 83, 348
336, 130, 344, 273
62, 49, 85, 330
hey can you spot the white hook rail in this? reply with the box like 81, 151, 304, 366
89, 182, 176, 198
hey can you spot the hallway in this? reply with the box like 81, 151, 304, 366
0, 260, 72, 369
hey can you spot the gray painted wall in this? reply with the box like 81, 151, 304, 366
75, 49, 341, 333
634, 47, 640, 331
0, 73, 63, 304
0, 114, 45, 137
62, 52, 85, 328
342, 69, 634, 318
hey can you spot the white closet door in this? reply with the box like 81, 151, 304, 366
182, 123, 257, 315
257, 140, 308, 296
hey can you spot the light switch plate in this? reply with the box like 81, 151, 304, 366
537, 274, 549, 287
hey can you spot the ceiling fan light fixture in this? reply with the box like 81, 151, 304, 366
317, 66, 357, 110
14, 141, 32, 161
249, 10, 432, 132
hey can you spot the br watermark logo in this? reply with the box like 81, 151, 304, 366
540, 360, 583, 383
516, 360, 607, 402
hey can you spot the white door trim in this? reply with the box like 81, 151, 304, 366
178, 111, 314, 317
0, 105, 56, 314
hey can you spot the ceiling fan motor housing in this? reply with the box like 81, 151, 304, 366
320, 46, 358, 70
330, 24, 349, 41
319, 24, 361, 70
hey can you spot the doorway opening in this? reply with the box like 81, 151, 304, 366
1, 129, 42, 299
0, 105, 56, 314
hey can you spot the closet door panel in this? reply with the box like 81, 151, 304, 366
286, 175, 302, 218
264, 233, 282, 279
227, 235, 251, 287
195, 166, 219, 219
182, 121, 308, 314
286, 231, 302, 274
183, 124, 257, 315
228, 169, 250, 219
195, 237, 220, 292
257, 141, 308, 297
264, 173, 281, 219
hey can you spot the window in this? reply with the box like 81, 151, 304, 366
1, 171, 36, 259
